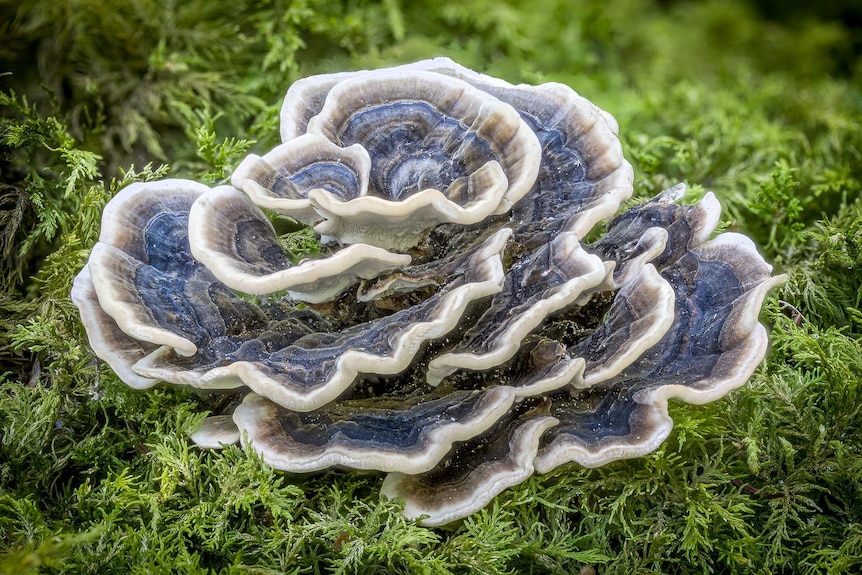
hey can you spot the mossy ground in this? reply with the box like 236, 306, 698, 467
1, 0, 861, 573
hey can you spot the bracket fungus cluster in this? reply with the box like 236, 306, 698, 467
72, 58, 784, 526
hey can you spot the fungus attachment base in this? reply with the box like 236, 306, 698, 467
73, 58, 784, 527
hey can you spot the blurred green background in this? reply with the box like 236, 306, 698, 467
1, 1, 861, 573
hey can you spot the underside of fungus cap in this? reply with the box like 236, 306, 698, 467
355, 222, 513, 303
189, 415, 242, 449
308, 160, 509, 251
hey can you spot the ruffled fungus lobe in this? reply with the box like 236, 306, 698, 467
72, 58, 784, 527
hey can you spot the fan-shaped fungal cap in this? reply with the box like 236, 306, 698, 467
230, 134, 372, 226
85, 179, 217, 357
73, 59, 784, 528
277, 69, 544, 250
534, 229, 785, 474
279, 58, 633, 234
231, 387, 517, 473
188, 185, 411, 302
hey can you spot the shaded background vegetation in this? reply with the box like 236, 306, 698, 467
1, 0, 860, 572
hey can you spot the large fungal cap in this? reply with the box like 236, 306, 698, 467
277, 69, 543, 250
79, 178, 339, 393
280, 58, 633, 236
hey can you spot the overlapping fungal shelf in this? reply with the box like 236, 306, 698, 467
72, 58, 785, 527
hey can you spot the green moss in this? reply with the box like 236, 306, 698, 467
2, 0, 861, 572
